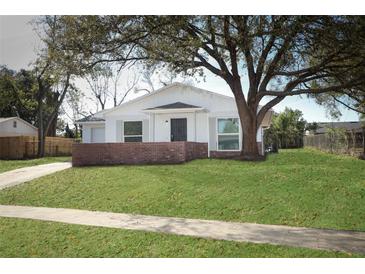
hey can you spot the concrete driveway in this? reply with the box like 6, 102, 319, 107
0, 162, 72, 190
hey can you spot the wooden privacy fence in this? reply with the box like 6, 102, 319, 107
0, 136, 74, 159
304, 132, 364, 157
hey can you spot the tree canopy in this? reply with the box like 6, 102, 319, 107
35, 15, 365, 159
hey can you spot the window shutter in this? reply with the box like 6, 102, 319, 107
142, 119, 149, 142
209, 117, 216, 151
116, 120, 123, 142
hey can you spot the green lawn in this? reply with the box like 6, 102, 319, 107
0, 156, 71, 173
0, 148, 364, 232
0, 217, 359, 257
0, 149, 364, 257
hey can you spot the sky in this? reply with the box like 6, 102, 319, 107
0, 15, 361, 123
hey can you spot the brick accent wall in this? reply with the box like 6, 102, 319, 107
210, 142, 263, 158
72, 142, 208, 167
209, 151, 241, 158
185, 142, 209, 161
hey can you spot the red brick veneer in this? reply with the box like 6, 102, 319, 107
72, 141, 208, 167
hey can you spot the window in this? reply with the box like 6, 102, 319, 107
124, 121, 142, 142
13, 121, 17, 128
217, 118, 239, 150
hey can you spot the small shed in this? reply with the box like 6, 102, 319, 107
0, 117, 37, 137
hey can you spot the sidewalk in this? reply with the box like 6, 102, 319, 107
0, 162, 72, 190
0, 205, 364, 254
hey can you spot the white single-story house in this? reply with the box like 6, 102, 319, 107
0, 117, 38, 137
77, 83, 272, 157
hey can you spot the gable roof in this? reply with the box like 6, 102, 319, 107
0, 117, 38, 130
100, 82, 234, 116
145, 102, 201, 110
78, 82, 273, 126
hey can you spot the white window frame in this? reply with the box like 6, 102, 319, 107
216, 117, 240, 151
123, 120, 143, 142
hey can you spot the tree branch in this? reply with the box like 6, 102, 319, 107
44, 73, 71, 135
261, 80, 364, 97
258, 19, 302, 92
331, 95, 365, 114
257, 96, 285, 126
194, 54, 225, 78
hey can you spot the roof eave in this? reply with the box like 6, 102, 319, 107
76, 120, 105, 125
142, 107, 206, 114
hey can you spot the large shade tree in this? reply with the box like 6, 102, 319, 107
46, 15, 365, 159
33, 16, 88, 156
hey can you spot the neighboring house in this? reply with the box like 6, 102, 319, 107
304, 121, 365, 156
0, 117, 37, 137
306, 121, 364, 140
77, 83, 273, 158
312, 121, 364, 135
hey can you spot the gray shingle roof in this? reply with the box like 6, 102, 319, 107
316, 121, 363, 134
76, 115, 105, 123
145, 102, 201, 110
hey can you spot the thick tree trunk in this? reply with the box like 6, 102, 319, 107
362, 127, 365, 155
240, 115, 261, 160
46, 114, 57, 136
230, 81, 262, 160
37, 103, 45, 158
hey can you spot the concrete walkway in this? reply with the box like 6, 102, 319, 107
0, 205, 364, 254
0, 162, 72, 190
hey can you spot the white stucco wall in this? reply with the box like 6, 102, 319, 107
82, 123, 105, 143
0, 118, 37, 137
196, 112, 208, 142
154, 112, 196, 142
79, 84, 268, 149
101, 84, 239, 144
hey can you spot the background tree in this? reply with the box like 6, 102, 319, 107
33, 15, 86, 157
0, 66, 38, 124
0, 65, 63, 137
111, 66, 139, 107
135, 64, 194, 94
305, 122, 319, 134
62, 87, 88, 138
86, 64, 140, 110
45, 15, 365, 160
264, 108, 306, 150
64, 123, 75, 138
325, 126, 348, 154
85, 65, 112, 111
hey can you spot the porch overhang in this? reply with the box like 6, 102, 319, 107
143, 108, 205, 114
76, 121, 105, 125
142, 102, 206, 114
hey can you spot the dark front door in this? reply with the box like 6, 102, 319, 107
171, 118, 187, 141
